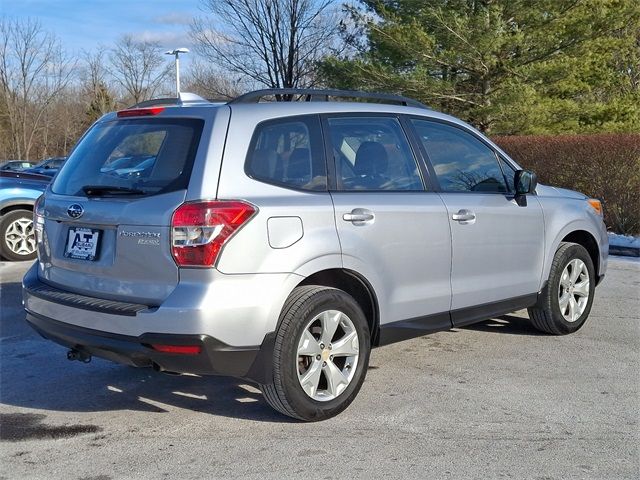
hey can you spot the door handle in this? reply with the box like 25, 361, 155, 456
451, 209, 476, 222
343, 209, 374, 223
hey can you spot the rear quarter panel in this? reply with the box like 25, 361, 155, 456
214, 107, 342, 276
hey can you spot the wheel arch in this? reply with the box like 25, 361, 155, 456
297, 268, 380, 347
561, 230, 600, 279
0, 200, 35, 217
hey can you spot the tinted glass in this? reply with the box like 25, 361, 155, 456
52, 118, 203, 196
245, 116, 326, 191
498, 155, 516, 192
412, 120, 507, 193
327, 116, 423, 191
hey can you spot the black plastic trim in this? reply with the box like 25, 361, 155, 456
378, 312, 452, 346
25, 311, 267, 380
450, 293, 538, 328
229, 88, 429, 109
24, 269, 149, 316
377, 293, 539, 344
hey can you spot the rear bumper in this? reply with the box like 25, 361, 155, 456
22, 264, 280, 383
25, 310, 275, 383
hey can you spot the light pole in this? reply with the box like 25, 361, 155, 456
165, 48, 189, 97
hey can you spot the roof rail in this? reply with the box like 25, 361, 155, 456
128, 92, 210, 109
228, 88, 429, 109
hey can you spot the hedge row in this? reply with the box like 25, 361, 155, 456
493, 134, 640, 235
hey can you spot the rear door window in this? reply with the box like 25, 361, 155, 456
52, 118, 203, 196
327, 116, 424, 191
245, 115, 326, 191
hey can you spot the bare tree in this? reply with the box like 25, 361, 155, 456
108, 35, 171, 104
182, 59, 242, 99
0, 17, 75, 160
191, 0, 344, 89
81, 50, 116, 121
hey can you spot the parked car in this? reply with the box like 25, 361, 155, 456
25, 156, 67, 177
0, 160, 32, 172
0, 171, 50, 261
23, 89, 608, 421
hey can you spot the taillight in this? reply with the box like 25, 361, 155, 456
34, 194, 44, 218
34, 194, 45, 243
171, 200, 256, 267
117, 106, 165, 118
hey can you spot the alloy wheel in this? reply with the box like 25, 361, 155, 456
296, 309, 360, 401
4, 217, 36, 257
558, 258, 590, 322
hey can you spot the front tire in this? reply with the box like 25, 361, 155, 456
0, 209, 37, 261
528, 242, 595, 335
260, 286, 371, 421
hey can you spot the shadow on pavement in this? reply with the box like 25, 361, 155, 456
2, 275, 541, 422
462, 314, 544, 336
0, 282, 292, 423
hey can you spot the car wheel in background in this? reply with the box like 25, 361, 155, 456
0, 209, 37, 261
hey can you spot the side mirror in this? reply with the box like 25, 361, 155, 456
514, 170, 537, 195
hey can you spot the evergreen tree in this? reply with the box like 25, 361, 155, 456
320, 0, 640, 134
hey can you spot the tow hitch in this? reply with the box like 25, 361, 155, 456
67, 349, 91, 363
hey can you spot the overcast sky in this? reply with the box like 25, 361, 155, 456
1, 0, 201, 63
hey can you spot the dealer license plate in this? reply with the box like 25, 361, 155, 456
64, 227, 100, 261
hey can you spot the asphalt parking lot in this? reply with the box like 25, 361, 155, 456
0, 258, 638, 480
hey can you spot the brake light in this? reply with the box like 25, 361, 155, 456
117, 106, 165, 118
150, 344, 202, 355
34, 194, 44, 218
171, 200, 256, 267
34, 194, 45, 243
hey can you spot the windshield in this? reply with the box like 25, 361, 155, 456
52, 118, 204, 196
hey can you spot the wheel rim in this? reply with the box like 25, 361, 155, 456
558, 258, 590, 322
4, 217, 36, 256
296, 309, 360, 402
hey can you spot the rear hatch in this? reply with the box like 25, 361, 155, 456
37, 109, 215, 305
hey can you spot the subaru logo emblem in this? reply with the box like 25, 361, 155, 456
67, 204, 84, 219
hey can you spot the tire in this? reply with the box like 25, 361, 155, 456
528, 242, 596, 335
260, 285, 371, 421
0, 209, 37, 261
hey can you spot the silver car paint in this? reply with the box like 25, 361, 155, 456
24, 262, 301, 346
24, 100, 608, 348
440, 192, 545, 310
331, 192, 452, 323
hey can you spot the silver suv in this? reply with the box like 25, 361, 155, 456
23, 89, 608, 421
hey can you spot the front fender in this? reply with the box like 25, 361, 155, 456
539, 197, 608, 288
0, 196, 37, 213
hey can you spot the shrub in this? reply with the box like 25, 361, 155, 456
493, 134, 640, 235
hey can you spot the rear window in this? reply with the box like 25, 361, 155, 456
52, 118, 203, 196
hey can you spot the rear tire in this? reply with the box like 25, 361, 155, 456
528, 242, 595, 335
260, 285, 370, 421
0, 209, 37, 261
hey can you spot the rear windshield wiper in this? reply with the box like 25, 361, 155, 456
81, 185, 145, 196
